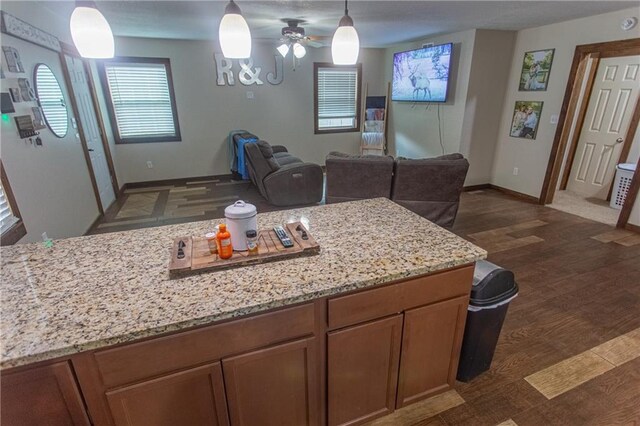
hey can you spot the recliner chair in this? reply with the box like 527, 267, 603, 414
245, 141, 323, 207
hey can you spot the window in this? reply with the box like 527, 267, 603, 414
98, 57, 181, 144
0, 161, 26, 246
34, 64, 69, 138
314, 63, 362, 134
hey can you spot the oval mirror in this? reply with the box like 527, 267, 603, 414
34, 64, 68, 138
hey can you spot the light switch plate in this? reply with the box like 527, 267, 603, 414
550, 114, 559, 124
246, 91, 254, 100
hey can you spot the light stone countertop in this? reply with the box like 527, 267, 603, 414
0, 198, 486, 369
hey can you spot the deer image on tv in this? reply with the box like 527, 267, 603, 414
392, 43, 452, 103
408, 63, 431, 100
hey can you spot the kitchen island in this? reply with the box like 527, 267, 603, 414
1, 198, 486, 426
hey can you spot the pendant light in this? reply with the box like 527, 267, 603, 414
331, 0, 359, 65
219, 0, 252, 59
70, 1, 115, 59
293, 43, 306, 59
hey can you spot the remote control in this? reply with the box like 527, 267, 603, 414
273, 226, 294, 248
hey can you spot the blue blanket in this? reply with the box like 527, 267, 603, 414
228, 130, 258, 180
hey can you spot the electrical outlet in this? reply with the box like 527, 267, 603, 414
513, 167, 519, 176
147, 161, 153, 169
246, 91, 254, 99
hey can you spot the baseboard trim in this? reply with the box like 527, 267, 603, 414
490, 184, 540, 204
463, 184, 491, 192
122, 174, 234, 190
463, 184, 540, 204
85, 214, 103, 236
625, 223, 640, 234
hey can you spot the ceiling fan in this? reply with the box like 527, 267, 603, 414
276, 19, 328, 63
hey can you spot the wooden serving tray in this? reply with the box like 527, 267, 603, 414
169, 222, 320, 275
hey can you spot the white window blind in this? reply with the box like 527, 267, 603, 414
0, 181, 19, 235
35, 65, 69, 137
317, 67, 359, 130
104, 62, 178, 141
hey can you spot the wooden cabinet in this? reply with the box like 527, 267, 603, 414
106, 362, 229, 426
2, 265, 475, 426
1, 361, 90, 426
327, 315, 403, 426
326, 266, 473, 426
396, 296, 469, 407
222, 337, 319, 426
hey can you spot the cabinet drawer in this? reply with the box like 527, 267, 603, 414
95, 303, 315, 388
328, 265, 473, 329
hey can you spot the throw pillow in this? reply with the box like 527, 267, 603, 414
257, 140, 280, 172
257, 140, 273, 157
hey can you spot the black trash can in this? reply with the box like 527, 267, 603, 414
456, 260, 518, 382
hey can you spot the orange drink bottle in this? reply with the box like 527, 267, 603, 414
216, 224, 234, 259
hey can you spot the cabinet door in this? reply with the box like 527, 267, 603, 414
222, 337, 319, 426
328, 315, 403, 426
396, 296, 468, 408
106, 362, 229, 426
1, 361, 90, 426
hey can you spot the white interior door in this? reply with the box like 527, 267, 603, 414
567, 55, 640, 199
65, 55, 116, 211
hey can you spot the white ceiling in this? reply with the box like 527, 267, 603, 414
35, 1, 639, 47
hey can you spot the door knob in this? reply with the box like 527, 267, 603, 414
615, 138, 623, 144
88, 148, 94, 152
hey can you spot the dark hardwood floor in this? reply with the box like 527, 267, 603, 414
89, 184, 640, 425
441, 190, 640, 425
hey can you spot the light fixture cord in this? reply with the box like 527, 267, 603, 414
344, 0, 348, 16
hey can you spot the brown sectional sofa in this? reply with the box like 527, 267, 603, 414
325, 152, 469, 228
324, 152, 395, 204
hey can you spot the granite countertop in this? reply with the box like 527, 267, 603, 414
0, 198, 486, 369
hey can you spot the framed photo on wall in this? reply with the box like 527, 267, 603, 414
510, 101, 543, 140
519, 48, 555, 91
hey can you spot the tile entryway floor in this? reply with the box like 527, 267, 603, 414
88, 176, 295, 234
549, 190, 620, 226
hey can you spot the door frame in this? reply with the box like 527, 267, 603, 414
59, 42, 120, 214
539, 38, 640, 229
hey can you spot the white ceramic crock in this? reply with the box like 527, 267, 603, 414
224, 200, 257, 251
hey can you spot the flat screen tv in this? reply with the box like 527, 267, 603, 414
392, 43, 452, 102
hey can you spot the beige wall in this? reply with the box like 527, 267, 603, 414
460, 30, 516, 185
383, 29, 476, 160
95, 37, 386, 184
0, 34, 100, 242
382, 29, 516, 186
491, 7, 640, 198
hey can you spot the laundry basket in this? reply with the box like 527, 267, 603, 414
610, 163, 636, 209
